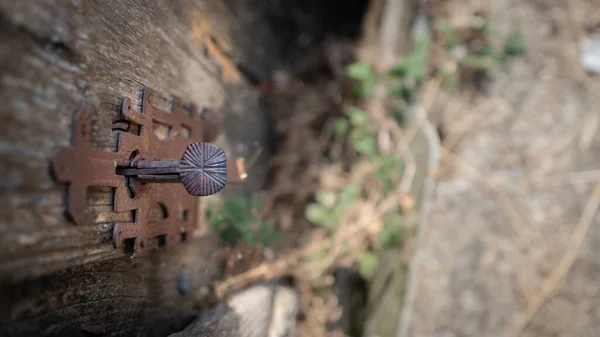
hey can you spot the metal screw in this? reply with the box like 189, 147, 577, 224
116, 142, 227, 196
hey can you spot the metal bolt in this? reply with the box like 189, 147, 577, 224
116, 142, 227, 196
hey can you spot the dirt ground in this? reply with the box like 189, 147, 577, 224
401, 0, 600, 336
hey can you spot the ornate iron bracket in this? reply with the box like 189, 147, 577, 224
52, 86, 246, 256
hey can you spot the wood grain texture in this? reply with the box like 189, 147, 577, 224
0, 0, 276, 285
0, 234, 224, 337
0, 0, 277, 335
168, 303, 241, 337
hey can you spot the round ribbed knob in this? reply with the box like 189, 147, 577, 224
180, 142, 227, 196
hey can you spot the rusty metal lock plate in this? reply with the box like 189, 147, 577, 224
52, 86, 246, 256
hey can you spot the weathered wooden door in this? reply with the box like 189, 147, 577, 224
0, 1, 277, 336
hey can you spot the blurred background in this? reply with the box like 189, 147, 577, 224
2, 0, 600, 336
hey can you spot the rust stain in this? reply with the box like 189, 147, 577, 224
191, 12, 241, 83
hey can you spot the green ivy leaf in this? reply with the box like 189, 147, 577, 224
346, 62, 374, 80
479, 44, 495, 58
386, 80, 402, 97
355, 77, 378, 98
338, 184, 360, 208
240, 227, 255, 244
206, 196, 276, 247
388, 60, 408, 78
358, 251, 379, 280
344, 106, 368, 127
223, 196, 246, 219
504, 32, 525, 56
387, 80, 413, 103
248, 196, 262, 211
331, 117, 349, 136
209, 213, 225, 231
434, 20, 453, 34
354, 136, 376, 155
305, 203, 333, 229
220, 226, 242, 244
444, 35, 460, 51
406, 55, 427, 81
381, 154, 399, 168
400, 84, 413, 103
258, 221, 281, 247
380, 214, 404, 248
392, 103, 409, 126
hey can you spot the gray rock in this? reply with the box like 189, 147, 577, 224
580, 34, 600, 73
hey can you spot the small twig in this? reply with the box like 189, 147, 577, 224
508, 181, 600, 337
212, 252, 301, 298
245, 147, 264, 171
